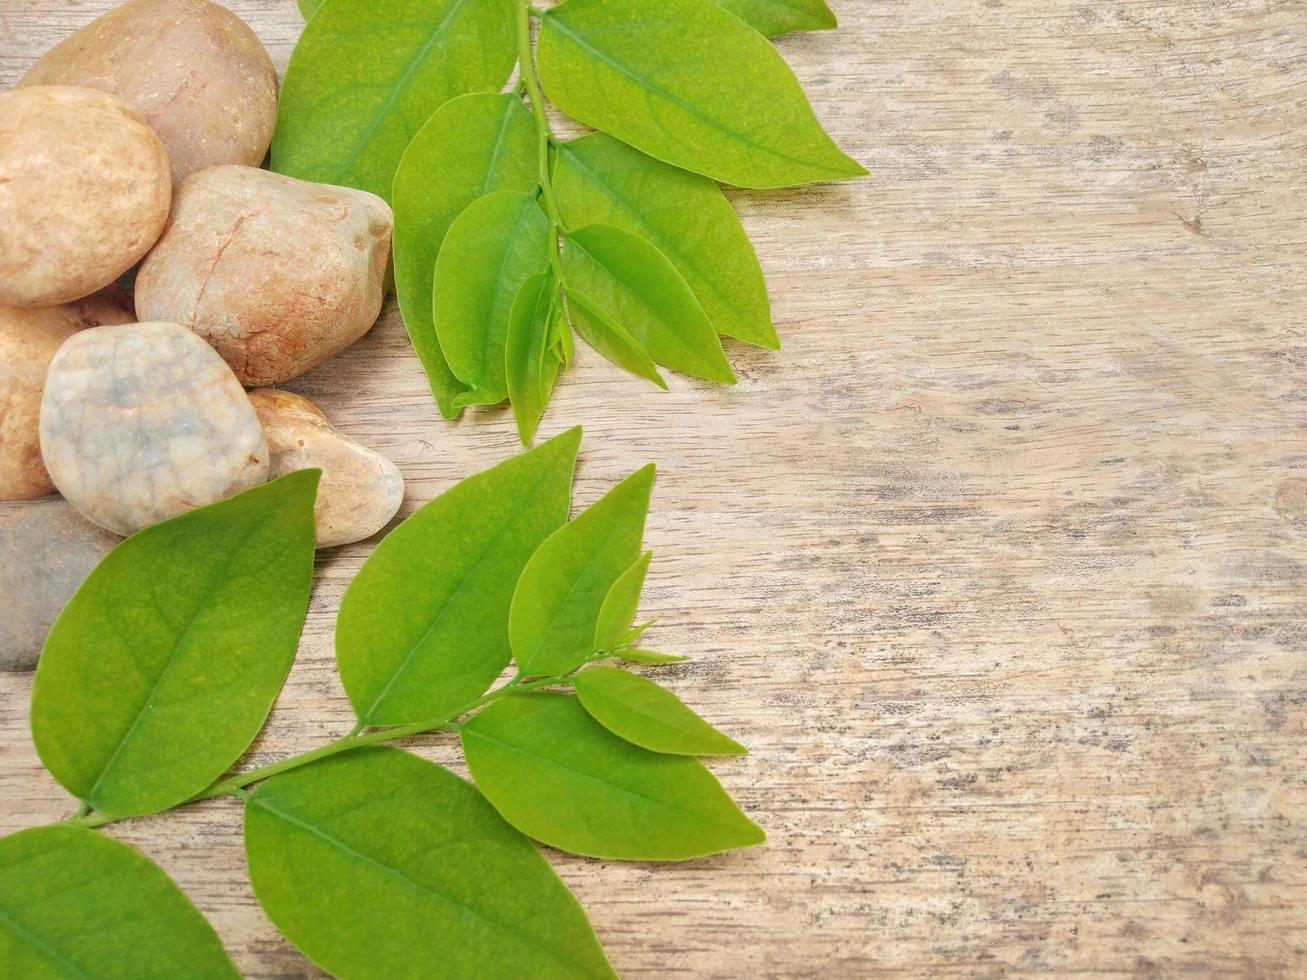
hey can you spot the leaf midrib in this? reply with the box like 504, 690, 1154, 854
453, 194, 545, 385
83, 500, 288, 810
567, 234, 728, 378
581, 682, 711, 747
319, 0, 475, 183
480, 99, 521, 197
0, 903, 93, 979
250, 796, 598, 978
464, 720, 742, 831
517, 523, 620, 675
359, 459, 560, 723
559, 145, 747, 320
544, 11, 848, 177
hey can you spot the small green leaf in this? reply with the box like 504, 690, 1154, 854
613, 648, 690, 665
394, 93, 537, 418
574, 665, 747, 756
538, 0, 865, 188
298, 0, 322, 19
594, 551, 652, 652
713, 0, 837, 36
463, 693, 764, 860
511, 465, 655, 676
0, 825, 238, 978
505, 273, 564, 446
567, 290, 667, 389
621, 619, 654, 645
273, 0, 518, 200
563, 224, 735, 384
435, 190, 550, 408
31, 472, 318, 818
337, 429, 579, 726
555, 134, 778, 349
245, 747, 614, 979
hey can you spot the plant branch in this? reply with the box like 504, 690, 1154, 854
65, 669, 578, 831
517, 0, 565, 282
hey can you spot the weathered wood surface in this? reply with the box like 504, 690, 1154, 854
3, 1, 1306, 976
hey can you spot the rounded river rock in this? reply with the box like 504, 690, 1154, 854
135, 166, 393, 387
40, 321, 269, 535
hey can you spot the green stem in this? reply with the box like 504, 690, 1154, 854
516, 0, 565, 282
65, 671, 575, 831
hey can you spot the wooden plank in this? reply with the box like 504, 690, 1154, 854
2, 0, 1305, 975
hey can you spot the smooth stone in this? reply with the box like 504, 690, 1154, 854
0, 292, 135, 500
0, 498, 118, 671
40, 322, 269, 535
20, 0, 278, 186
248, 389, 404, 548
0, 86, 170, 307
135, 166, 393, 387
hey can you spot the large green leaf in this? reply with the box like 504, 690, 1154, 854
566, 289, 667, 389
31, 472, 318, 818
713, 0, 837, 36
337, 430, 579, 726
0, 825, 237, 978
436, 191, 551, 408
463, 693, 765, 859
563, 224, 735, 384
245, 747, 614, 979
505, 273, 564, 446
511, 464, 654, 676
574, 665, 747, 756
393, 93, 537, 418
555, 134, 778, 349
273, 0, 518, 200
537, 0, 865, 188
593, 550, 652, 652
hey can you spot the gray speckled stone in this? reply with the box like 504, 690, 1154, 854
39, 321, 269, 535
0, 498, 118, 670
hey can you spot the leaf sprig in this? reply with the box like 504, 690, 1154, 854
4, 432, 761, 977
280, 0, 863, 441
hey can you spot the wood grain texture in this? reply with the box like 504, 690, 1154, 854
3, 0, 1306, 976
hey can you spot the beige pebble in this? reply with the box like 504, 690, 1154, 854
136, 166, 392, 388
0, 292, 134, 501
40, 322, 268, 535
0, 498, 119, 671
0, 86, 171, 307
20, 0, 277, 187
248, 390, 404, 548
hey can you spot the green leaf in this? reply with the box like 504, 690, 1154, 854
594, 550, 652, 652
537, 0, 865, 189
505, 273, 564, 446
337, 429, 579, 726
245, 747, 614, 979
555, 134, 777, 349
567, 289, 667, 389
435, 191, 550, 408
297, 0, 322, 19
563, 224, 735, 384
0, 825, 237, 979
273, 0, 518, 201
31, 472, 318, 818
712, 0, 837, 36
574, 665, 747, 756
463, 693, 764, 859
394, 93, 538, 419
511, 464, 655, 676
612, 648, 690, 665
